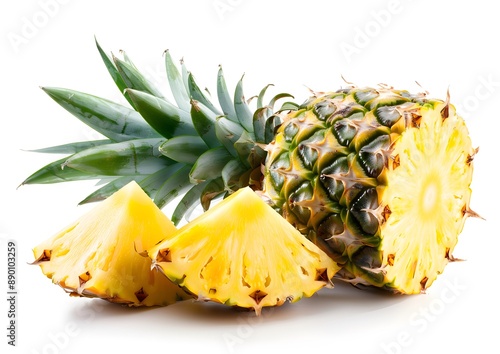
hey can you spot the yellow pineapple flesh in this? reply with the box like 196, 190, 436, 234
32, 181, 191, 306
378, 103, 475, 293
148, 187, 340, 315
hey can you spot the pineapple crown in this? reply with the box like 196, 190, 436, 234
22, 39, 298, 224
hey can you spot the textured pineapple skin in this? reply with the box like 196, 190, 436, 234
264, 87, 475, 294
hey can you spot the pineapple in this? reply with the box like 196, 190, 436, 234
264, 88, 476, 293
24, 40, 478, 294
147, 187, 339, 315
32, 181, 191, 306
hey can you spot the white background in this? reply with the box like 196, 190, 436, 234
1, 0, 499, 353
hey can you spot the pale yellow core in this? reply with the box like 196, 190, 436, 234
380, 103, 474, 294
420, 174, 441, 218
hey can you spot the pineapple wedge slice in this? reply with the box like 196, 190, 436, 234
32, 181, 190, 306
148, 187, 340, 315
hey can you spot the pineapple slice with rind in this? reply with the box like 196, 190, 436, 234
148, 187, 340, 315
32, 181, 190, 306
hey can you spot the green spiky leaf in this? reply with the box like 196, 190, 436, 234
165, 50, 190, 112
159, 136, 208, 164
21, 157, 100, 185
215, 116, 245, 158
190, 100, 219, 148
279, 101, 300, 112
126, 89, 196, 138
140, 164, 184, 200
26, 139, 112, 154
95, 39, 135, 108
234, 75, 254, 134
257, 84, 273, 109
64, 138, 172, 176
79, 176, 142, 204
120, 50, 138, 69
42, 87, 161, 142
234, 130, 257, 166
180, 59, 190, 93
113, 55, 165, 99
217, 66, 238, 122
188, 73, 222, 115
200, 177, 225, 211
222, 159, 247, 191
265, 114, 282, 143
155, 164, 192, 209
269, 93, 295, 111
171, 182, 208, 225
253, 107, 269, 143
190, 146, 233, 183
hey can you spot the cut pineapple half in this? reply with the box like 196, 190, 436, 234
265, 88, 477, 294
32, 181, 191, 306
148, 187, 340, 315
378, 102, 475, 293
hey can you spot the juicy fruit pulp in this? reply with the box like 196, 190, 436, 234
264, 88, 476, 293
32, 181, 190, 306
148, 187, 340, 315
380, 103, 473, 293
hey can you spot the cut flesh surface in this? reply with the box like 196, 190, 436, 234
148, 187, 340, 314
32, 181, 190, 306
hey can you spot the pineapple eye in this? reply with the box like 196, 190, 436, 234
316, 213, 345, 257
320, 156, 349, 201
315, 268, 329, 282
357, 134, 391, 178
284, 122, 299, 142
375, 105, 402, 127
349, 188, 380, 236
313, 100, 336, 121
249, 290, 268, 305
297, 143, 318, 170
32, 249, 52, 264
288, 181, 313, 225
134, 288, 149, 303
267, 151, 290, 193
156, 248, 172, 263
78, 271, 92, 287
354, 89, 379, 105
332, 119, 358, 146
387, 254, 395, 266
